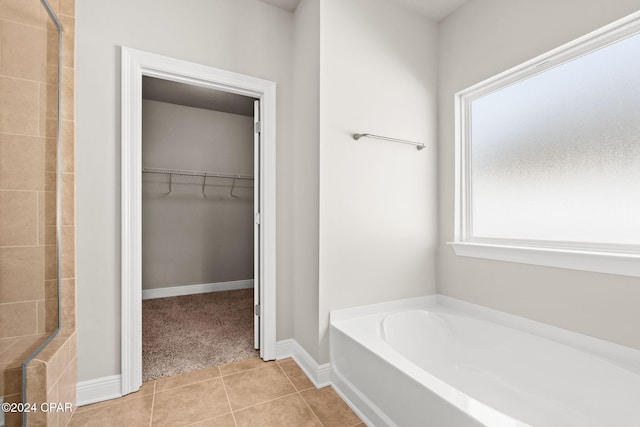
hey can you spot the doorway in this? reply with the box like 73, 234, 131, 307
141, 77, 258, 380
121, 47, 277, 395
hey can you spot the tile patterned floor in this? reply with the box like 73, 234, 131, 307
69, 358, 364, 427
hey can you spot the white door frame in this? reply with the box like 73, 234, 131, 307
120, 47, 277, 395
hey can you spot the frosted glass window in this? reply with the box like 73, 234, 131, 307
469, 32, 640, 247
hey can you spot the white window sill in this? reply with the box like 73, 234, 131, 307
448, 242, 640, 278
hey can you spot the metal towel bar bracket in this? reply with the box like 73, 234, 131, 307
353, 133, 425, 151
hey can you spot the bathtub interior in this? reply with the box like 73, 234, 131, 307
330, 295, 640, 427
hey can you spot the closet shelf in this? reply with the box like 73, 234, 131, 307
142, 167, 254, 181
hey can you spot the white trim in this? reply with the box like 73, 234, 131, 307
141, 279, 254, 300
121, 47, 277, 396
437, 295, 640, 376
331, 368, 391, 427
449, 242, 640, 278
453, 11, 640, 277
276, 339, 331, 388
76, 375, 122, 407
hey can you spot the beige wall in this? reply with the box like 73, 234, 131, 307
438, 0, 640, 350
76, 0, 294, 382
317, 0, 439, 362
291, 0, 321, 360
142, 100, 254, 290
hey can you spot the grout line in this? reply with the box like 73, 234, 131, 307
276, 361, 299, 392
0, 16, 52, 32
150, 366, 222, 394
148, 380, 156, 427
219, 373, 238, 427
277, 360, 325, 426
232, 390, 299, 414
220, 361, 275, 379
300, 391, 325, 427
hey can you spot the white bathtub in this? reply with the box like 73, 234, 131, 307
330, 296, 640, 427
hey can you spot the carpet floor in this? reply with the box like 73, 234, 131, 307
142, 288, 258, 381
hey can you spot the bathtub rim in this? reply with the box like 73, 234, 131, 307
331, 294, 640, 377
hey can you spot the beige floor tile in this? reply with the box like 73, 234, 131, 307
301, 386, 362, 427
234, 393, 322, 427
186, 413, 236, 427
219, 357, 274, 376
152, 378, 230, 427
223, 364, 296, 411
277, 358, 314, 391
155, 365, 221, 392
68, 394, 153, 427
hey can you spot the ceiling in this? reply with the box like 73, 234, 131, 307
142, 77, 255, 117
257, 0, 468, 21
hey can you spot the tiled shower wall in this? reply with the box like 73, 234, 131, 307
0, 0, 76, 425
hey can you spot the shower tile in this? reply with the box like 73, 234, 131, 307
37, 298, 58, 333
45, 382, 59, 427
0, 20, 46, 82
0, 76, 39, 136
300, 386, 361, 427
0, 0, 43, 28
0, 246, 44, 303
57, 357, 77, 426
62, 120, 74, 173
59, 0, 74, 16
45, 279, 58, 299
3, 392, 22, 427
0, 362, 21, 395
44, 244, 57, 281
62, 225, 74, 278
46, 29, 58, 67
60, 14, 74, 69
44, 0, 60, 31
61, 278, 75, 330
0, 191, 38, 246
0, 301, 37, 338
0, 338, 18, 356
62, 173, 74, 225
222, 364, 295, 411
0, 134, 46, 190
40, 191, 56, 226
45, 137, 56, 172
61, 69, 74, 121
41, 116, 58, 138
46, 63, 58, 86
0, 335, 46, 365
40, 82, 59, 120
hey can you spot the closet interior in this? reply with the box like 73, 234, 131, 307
141, 76, 258, 381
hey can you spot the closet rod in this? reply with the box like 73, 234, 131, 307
142, 167, 254, 181
353, 133, 426, 151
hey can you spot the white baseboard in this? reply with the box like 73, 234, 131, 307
76, 375, 122, 407
78, 339, 327, 407
142, 279, 254, 300
276, 339, 331, 388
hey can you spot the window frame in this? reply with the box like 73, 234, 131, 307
450, 11, 640, 278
